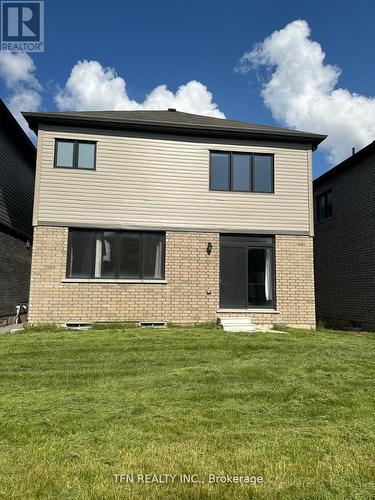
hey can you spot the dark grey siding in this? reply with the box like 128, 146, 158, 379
0, 228, 32, 317
314, 150, 375, 326
0, 117, 35, 238
0, 101, 35, 320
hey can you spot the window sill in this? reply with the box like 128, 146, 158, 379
217, 308, 279, 314
62, 278, 167, 284
209, 190, 274, 194
54, 166, 96, 171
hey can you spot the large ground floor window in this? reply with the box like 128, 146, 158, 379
220, 234, 274, 309
67, 229, 165, 280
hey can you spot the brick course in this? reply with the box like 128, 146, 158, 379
29, 227, 315, 328
219, 235, 315, 328
0, 229, 32, 323
314, 150, 375, 328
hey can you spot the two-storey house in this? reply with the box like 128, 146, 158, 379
0, 99, 35, 326
314, 141, 375, 330
23, 109, 325, 328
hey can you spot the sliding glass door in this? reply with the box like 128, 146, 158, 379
220, 235, 274, 309
220, 246, 248, 308
247, 247, 273, 307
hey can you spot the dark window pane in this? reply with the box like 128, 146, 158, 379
210, 152, 229, 190
232, 154, 250, 191
68, 230, 165, 280
220, 235, 274, 309
94, 231, 116, 278
317, 190, 332, 221
248, 248, 273, 307
68, 230, 93, 278
119, 233, 141, 278
326, 190, 333, 218
56, 141, 74, 167
220, 246, 248, 308
143, 233, 164, 279
78, 142, 95, 169
317, 194, 326, 221
254, 155, 273, 192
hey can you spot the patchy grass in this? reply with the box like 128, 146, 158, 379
0, 325, 375, 499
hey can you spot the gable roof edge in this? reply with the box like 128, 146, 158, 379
314, 140, 375, 186
22, 111, 327, 147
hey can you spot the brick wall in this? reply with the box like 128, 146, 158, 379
314, 151, 375, 327
275, 235, 315, 327
0, 229, 32, 323
219, 235, 315, 328
29, 227, 220, 324
29, 227, 315, 328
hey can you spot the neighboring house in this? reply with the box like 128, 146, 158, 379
0, 99, 36, 325
314, 141, 375, 330
23, 109, 325, 328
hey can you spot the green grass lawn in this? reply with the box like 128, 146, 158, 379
1, 325, 375, 499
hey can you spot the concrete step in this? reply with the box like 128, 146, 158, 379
0, 324, 25, 335
219, 317, 257, 332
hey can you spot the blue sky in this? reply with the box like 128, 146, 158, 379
1, 0, 375, 177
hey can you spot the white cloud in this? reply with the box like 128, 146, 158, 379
0, 52, 41, 89
143, 81, 224, 117
0, 55, 224, 136
55, 60, 225, 118
237, 20, 375, 164
54, 60, 138, 111
0, 52, 42, 134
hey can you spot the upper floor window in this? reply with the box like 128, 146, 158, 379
67, 229, 165, 280
55, 139, 96, 170
210, 151, 274, 193
316, 189, 333, 222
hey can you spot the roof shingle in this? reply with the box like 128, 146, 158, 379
23, 109, 326, 146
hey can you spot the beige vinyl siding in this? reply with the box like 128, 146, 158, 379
35, 125, 313, 234
32, 128, 43, 226
307, 147, 314, 236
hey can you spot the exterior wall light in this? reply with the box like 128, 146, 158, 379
207, 242, 213, 255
